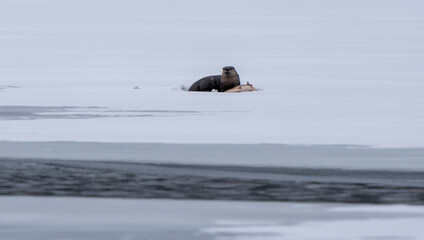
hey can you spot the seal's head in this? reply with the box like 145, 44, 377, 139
220, 66, 240, 91
223, 66, 236, 75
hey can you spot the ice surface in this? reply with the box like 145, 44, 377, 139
1, 3, 423, 239
1, 197, 424, 240
1, 141, 424, 171
203, 218, 424, 240
1, 3, 424, 237
0, 0, 423, 147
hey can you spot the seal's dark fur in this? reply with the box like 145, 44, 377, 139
188, 66, 240, 92
188, 75, 222, 92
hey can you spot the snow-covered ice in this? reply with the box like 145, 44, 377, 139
1, 0, 423, 148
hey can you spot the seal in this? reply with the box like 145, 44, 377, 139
188, 66, 240, 92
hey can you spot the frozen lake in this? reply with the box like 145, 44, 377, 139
1, 197, 424, 240
2, 140, 424, 171
1, 0, 424, 239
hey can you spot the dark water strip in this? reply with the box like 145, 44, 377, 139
1, 159, 424, 204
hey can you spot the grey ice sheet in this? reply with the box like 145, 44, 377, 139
1, 197, 424, 240
1, 141, 424, 171
0, 106, 200, 120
